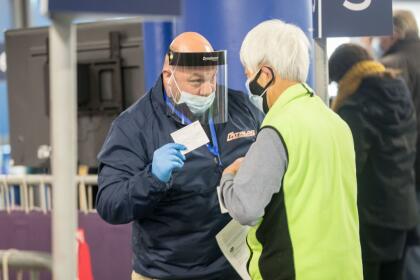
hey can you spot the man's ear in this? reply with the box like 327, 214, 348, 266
162, 69, 172, 84
260, 66, 275, 84
162, 54, 171, 83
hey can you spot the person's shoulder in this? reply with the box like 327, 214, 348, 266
112, 92, 155, 133
340, 78, 378, 111
361, 74, 407, 95
227, 88, 251, 112
338, 89, 365, 115
348, 75, 413, 120
227, 88, 248, 103
227, 88, 264, 123
227, 88, 260, 113
381, 52, 407, 69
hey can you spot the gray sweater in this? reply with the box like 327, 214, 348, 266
220, 128, 288, 226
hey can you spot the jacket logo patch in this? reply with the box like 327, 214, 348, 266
227, 130, 256, 142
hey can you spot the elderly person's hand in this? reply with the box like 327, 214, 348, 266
223, 157, 245, 176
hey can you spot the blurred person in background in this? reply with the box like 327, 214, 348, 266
329, 43, 418, 280
377, 10, 420, 279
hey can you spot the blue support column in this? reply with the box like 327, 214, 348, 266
176, 0, 314, 91
142, 0, 314, 92
143, 22, 175, 91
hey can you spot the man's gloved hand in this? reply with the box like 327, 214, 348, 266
152, 143, 187, 183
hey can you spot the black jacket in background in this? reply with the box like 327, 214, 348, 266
338, 75, 418, 230
381, 37, 420, 189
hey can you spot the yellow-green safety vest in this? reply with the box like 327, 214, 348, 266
247, 83, 363, 280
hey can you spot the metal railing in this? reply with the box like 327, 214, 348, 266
0, 175, 98, 279
0, 175, 98, 214
0, 249, 52, 280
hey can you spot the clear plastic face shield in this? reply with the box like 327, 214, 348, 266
165, 50, 228, 124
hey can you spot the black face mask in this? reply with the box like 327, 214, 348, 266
248, 68, 275, 113
262, 95, 269, 114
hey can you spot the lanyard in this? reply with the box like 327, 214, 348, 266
163, 92, 222, 164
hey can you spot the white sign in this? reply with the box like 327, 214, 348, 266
313, 0, 392, 38
343, 0, 372, 12
170, 121, 209, 155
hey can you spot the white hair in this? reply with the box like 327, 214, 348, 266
240, 19, 310, 82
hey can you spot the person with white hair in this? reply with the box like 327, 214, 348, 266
219, 19, 363, 279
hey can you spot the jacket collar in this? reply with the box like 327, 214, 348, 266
270, 83, 314, 111
149, 75, 190, 125
149, 74, 166, 106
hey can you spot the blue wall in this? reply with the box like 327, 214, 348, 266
0, 0, 12, 42
143, 0, 314, 93
29, 0, 51, 26
143, 22, 175, 90
0, 0, 12, 144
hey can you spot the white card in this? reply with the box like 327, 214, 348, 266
216, 220, 251, 280
170, 121, 210, 155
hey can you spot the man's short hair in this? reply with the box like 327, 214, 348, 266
240, 19, 310, 83
393, 10, 419, 39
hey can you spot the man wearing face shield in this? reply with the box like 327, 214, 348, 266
166, 50, 222, 120
96, 32, 263, 280
219, 20, 363, 279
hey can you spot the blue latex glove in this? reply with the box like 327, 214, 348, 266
152, 143, 187, 183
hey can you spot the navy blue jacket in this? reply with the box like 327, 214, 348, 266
96, 76, 263, 280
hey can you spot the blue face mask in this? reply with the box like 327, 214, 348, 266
177, 90, 216, 115
246, 79, 265, 112
371, 38, 384, 59
170, 73, 216, 115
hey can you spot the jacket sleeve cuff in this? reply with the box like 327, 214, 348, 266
220, 173, 235, 187
146, 165, 170, 192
